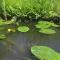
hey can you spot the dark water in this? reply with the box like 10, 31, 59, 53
0, 28, 60, 60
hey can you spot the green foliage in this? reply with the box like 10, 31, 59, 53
39, 29, 56, 34
0, 19, 16, 40
31, 46, 60, 60
17, 26, 29, 32
56, 0, 60, 15
0, 0, 59, 17
35, 21, 59, 34
35, 21, 59, 29
0, 19, 15, 25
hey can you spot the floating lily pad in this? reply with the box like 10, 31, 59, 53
35, 21, 51, 29
39, 29, 56, 34
35, 23, 50, 29
17, 26, 29, 32
35, 21, 59, 29
51, 23, 59, 27
31, 46, 60, 60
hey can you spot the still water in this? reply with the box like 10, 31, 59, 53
0, 28, 60, 60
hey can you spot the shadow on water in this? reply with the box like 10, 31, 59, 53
0, 28, 60, 60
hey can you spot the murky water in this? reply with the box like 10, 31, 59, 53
0, 28, 60, 60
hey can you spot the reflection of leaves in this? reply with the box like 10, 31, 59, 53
31, 46, 60, 60
17, 26, 29, 32
39, 29, 56, 34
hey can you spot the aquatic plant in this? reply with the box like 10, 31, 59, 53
17, 26, 29, 32
0, 19, 16, 40
35, 21, 59, 34
31, 46, 60, 60
0, 19, 15, 25
39, 29, 56, 34
35, 21, 59, 29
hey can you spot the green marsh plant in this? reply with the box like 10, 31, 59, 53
0, 0, 59, 18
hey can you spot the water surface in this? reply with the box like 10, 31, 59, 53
0, 28, 60, 60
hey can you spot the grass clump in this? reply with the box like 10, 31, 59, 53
0, 0, 59, 18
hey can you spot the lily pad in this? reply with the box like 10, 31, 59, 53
31, 46, 60, 60
35, 21, 59, 29
17, 26, 29, 32
35, 23, 50, 29
35, 21, 52, 29
39, 29, 56, 34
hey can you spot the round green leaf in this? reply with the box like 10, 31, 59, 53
35, 21, 52, 29
17, 26, 29, 32
31, 46, 59, 60
35, 23, 51, 29
39, 29, 56, 34
35, 21, 59, 29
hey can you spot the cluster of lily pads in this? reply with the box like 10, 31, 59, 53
0, 19, 59, 39
0, 19, 60, 60
17, 21, 59, 34
35, 21, 59, 34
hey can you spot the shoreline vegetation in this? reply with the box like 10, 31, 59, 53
0, 0, 59, 23
0, 0, 59, 38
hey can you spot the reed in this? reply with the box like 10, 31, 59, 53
0, 0, 60, 17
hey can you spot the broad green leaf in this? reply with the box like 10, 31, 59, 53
31, 46, 60, 60
51, 23, 59, 27
17, 26, 29, 32
35, 23, 50, 29
39, 29, 56, 34
35, 21, 51, 29
35, 21, 59, 29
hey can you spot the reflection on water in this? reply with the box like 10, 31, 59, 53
0, 28, 60, 60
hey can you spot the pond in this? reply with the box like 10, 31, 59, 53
0, 28, 60, 60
